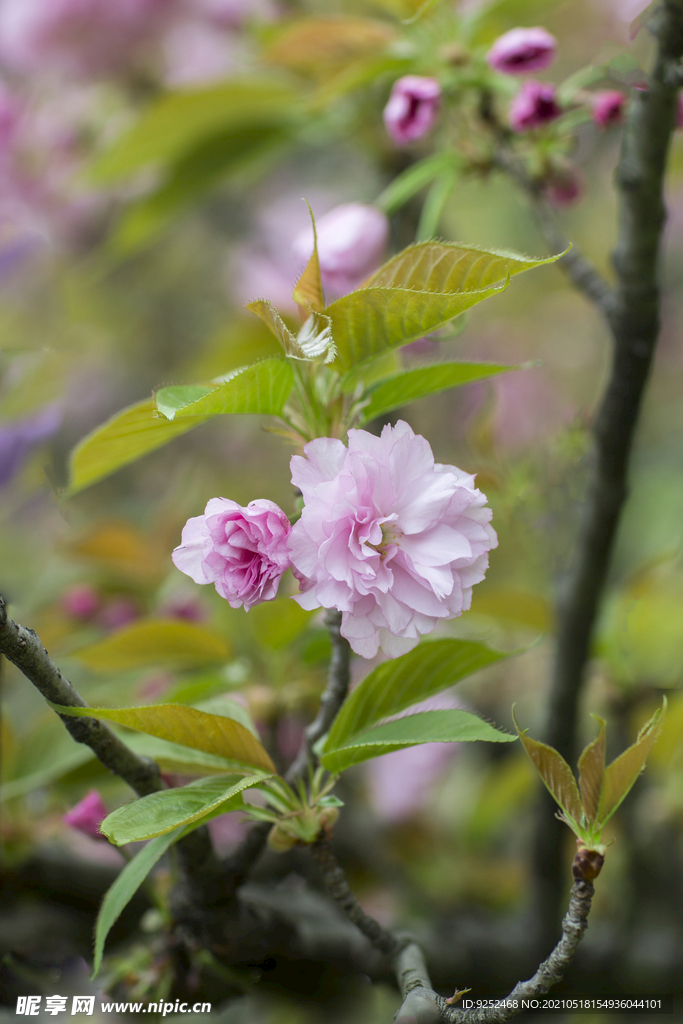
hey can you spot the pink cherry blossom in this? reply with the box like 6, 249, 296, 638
288, 421, 497, 659
509, 80, 561, 132
173, 497, 292, 610
63, 789, 108, 840
591, 90, 626, 128
486, 27, 557, 75
383, 76, 441, 146
293, 203, 389, 300
62, 583, 100, 619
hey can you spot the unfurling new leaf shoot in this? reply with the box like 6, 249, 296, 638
513, 702, 665, 854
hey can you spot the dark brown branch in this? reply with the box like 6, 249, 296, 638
310, 837, 402, 958
536, 0, 683, 938
0, 596, 213, 872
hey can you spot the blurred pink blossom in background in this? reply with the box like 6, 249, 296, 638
486, 27, 556, 75
289, 421, 497, 659
97, 597, 139, 630
173, 497, 292, 610
383, 75, 441, 146
591, 90, 626, 128
365, 693, 465, 823
62, 583, 100, 619
544, 167, 583, 207
0, 403, 61, 487
509, 80, 561, 132
293, 203, 389, 300
63, 789, 108, 840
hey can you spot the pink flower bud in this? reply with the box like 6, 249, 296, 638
63, 789, 108, 840
677, 93, 683, 129
62, 583, 100, 619
173, 497, 292, 610
486, 27, 556, 75
543, 167, 583, 207
383, 75, 441, 146
509, 80, 561, 132
591, 90, 626, 128
293, 203, 389, 300
98, 597, 139, 630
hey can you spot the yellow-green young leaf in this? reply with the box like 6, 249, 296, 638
358, 362, 518, 423
70, 620, 231, 672
155, 359, 294, 420
327, 283, 508, 371
93, 827, 183, 977
292, 202, 324, 312
325, 638, 508, 752
512, 710, 583, 825
101, 773, 272, 844
90, 79, 299, 182
124, 732, 258, 777
321, 709, 515, 773
50, 702, 276, 773
67, 398, 207, 494
577, 717, 606, 824
361, 241, 562, 294
598, 703, 665, 826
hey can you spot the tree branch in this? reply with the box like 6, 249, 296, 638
535, 0, 683, 939
0, 596, 213, 872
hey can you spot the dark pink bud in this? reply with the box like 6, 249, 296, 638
383, 75, 441, 145
591, 90, 626, 128
509, 80, 561, 132
62, 584, 100, 619
486, 27, 556, 75
543, 167, 583, 207
63, 790, 108, 840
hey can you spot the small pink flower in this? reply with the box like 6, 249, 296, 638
544, 166, 583, 206
591, 90, 626, 128
486, 27, 556, 75
63, 789, 108, 840
293, 203, 389, 300
62, 583, 100, 619
383, 75, 441, 146
173, 497, 291, 610
509, 80, 561, 132
288, 421, 497, 659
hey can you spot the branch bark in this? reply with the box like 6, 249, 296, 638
534, 0, 683, 939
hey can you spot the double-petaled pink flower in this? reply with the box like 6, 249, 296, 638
509, 80, 561, 132
383, 75, 441, 146
288, 421, 497, 658
486, 27, 556, 75
172, 497, 292, 610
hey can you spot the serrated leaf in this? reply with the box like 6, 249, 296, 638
124, 732, 257, 777
67, 398, 207, 494
155, 359, 294, 421
513, 710, 583, 825
292, 202, 324, 312
70, 620, 231, 672
577, 717, 606, 824
90, 79, 298, 183
49, 702, 276, 774
321, 709, 515, 772
325, 638, 508, 753
153, 385, 212, 419
101, 773, 272, 844
93, 826, 183, 977
598, 703, 665, 826
358, 361, 517, 423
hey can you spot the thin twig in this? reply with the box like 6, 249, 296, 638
535, 0, 683, 939
310, 836, 402, 958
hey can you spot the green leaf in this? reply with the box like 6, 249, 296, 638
67, 398, 208, 494
324, 638, 508, 753
376, 152, 458, 216
124, 732, 259, 777
513, 709, 583, 825
70, 619, 231, 672
416, 170, 458, 241
90, 79, 299, 183
358, 361, 518, 423
49, 702, 276, 774
598, 703, 665, 826
0, 746, 95, 803
111, 123, 292, 252
93, 827, 182, 977
327, 242, 562, 370
101, 773, 272, 844
155, 359, 294, 420
292, 202, 325, 313
577, 717, 606, 824
321, 709, 515, 772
